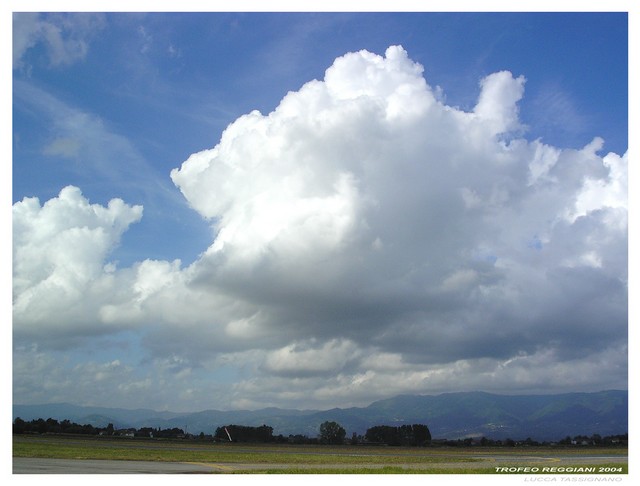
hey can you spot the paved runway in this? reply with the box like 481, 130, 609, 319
13, 453, 628, 474
13, 457, 220, 474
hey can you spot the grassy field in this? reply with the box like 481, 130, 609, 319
12, 434, 628, 474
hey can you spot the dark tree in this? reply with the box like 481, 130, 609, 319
411, 424, 431, 445
13, 417, 26, 434
135, 427, 155, 438
35, 418, 47, 434
319, 421, 346, 445
214, 424, 274, 442
46, 418, 61, 433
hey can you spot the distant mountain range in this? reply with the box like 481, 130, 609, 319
13, 390, 627, 442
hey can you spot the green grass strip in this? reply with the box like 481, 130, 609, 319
12, 439, 477, 465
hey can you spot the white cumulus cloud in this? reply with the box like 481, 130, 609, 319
13, 186, 142, 343
13, 45, 627, 409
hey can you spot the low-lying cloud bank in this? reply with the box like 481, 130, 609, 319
13, 46, 627, 410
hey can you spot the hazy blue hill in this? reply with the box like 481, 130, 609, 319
77, 414, 120, 427
12, 403, 187, 428
146, 407, 323, 435
361, 390, 627, 440
13, 390, 627, 441
528, 390, 626, 420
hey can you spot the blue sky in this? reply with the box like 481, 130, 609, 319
10, 7, 630, 412
12, 11, 628, 265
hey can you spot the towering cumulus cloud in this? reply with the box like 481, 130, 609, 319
14, 46, 627, 408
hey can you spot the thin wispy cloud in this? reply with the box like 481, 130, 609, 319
530, 82, 591, 140
13, 12, 105, 69
13, 80, 183, 206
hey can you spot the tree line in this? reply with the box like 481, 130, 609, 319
14, 417, 107, 436
12, 417, 188, 438
12, 417, 627, 447
12, 417, 428, 445
208, 421, 432, 445
214, 424, 274, 442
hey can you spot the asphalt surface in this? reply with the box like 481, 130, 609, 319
13, 454, 628, 474
13, 457, 220, 474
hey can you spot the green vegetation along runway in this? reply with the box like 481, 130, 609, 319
12, 435, 628, 474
